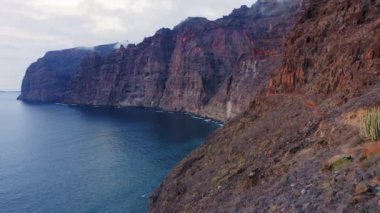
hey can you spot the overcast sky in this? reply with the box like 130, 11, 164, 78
0, 0, 254, 91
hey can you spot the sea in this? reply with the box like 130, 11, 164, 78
0, 92, 219, 213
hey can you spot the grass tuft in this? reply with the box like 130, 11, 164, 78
360, 107, 380, 141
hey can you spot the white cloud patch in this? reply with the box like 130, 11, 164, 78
0, 0, 254, 90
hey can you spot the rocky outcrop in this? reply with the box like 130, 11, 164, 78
19, 0, 301, 121
269, 0, 380, 106
18, 44, 116, 102
149, 0, 380, 212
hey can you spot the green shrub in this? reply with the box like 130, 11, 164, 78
360, 107, 380, 141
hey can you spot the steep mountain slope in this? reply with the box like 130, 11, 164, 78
19, 0, 301, 121
149, 0, 380, 212
270, 0, 380, 107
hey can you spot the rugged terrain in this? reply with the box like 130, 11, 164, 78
18, 0, 380, 211
19, 0, 301, 121
149, 0, 380, 212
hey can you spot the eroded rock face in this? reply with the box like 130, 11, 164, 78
157, 0, 301, 120
19, 0, 301, 121
62, 29, 175, 107
269, 0, 380, 106
149, 0, 380, 212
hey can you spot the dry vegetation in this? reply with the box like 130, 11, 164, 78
360, 107, 380, 142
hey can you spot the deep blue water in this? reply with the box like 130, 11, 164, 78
0, 92, 219, 213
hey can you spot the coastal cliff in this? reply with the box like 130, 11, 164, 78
19, 0, 301, 121
17, 0, 380, 211
18, 44, 115, 102
149, 0, 380, 211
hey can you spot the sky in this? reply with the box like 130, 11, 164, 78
0, 0, 254, 91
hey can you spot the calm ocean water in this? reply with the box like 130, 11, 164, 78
0, 92, 219, 213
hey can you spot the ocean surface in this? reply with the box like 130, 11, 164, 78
0, 92, 219, 213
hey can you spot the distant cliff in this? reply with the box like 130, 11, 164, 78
18, 44, 116, 102
19, 0, 301, 121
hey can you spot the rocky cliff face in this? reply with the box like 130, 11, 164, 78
156, 0, 301, 120
62, 28, 175, 107
19, 0, 301, 121
269, 0, 380, 106
18, 44, 115, 102
149, 0, 380, 212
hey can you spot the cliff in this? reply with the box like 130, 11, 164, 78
19, 0, 301, 121
18, 44, 116, 102
149, 0, 380, 212
18, 0, 380, 211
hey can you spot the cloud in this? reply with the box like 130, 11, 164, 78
0, 0, 255, 90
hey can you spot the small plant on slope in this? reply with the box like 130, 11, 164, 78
360, 107, 380, 141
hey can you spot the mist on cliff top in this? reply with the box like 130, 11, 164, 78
0, 0, 256, 91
